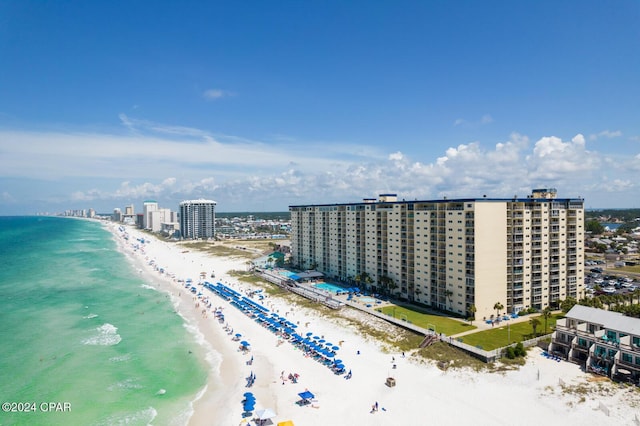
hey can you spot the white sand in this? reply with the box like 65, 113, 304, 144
109, 224, 640, 426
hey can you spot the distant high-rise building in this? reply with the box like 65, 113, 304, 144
125, 204, 134, 216
179, 199, 216, 239
148, 208, 173, 232
112, 208, 122, 222
142, 200, 158, 229
289, 188, 584, 320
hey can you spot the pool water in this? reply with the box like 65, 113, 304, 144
313, 282, 347, 293
359, 297, 376, 303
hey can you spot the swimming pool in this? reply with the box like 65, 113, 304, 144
359, 297, 376, 303
278, 270, 298, 278
313, 282, 347, 294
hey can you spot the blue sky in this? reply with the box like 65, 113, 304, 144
1, 1, 639, 214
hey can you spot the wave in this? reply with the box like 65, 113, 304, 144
84, 313, 99, 319
181, 322, 222, 376
107, 377, 143, 392
93, 406, 157, 426
109, 353, 132, 363
83, 323, 122, 346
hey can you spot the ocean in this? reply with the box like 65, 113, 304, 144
0, 217, 208, 426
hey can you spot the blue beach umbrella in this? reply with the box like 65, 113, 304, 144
332, 346, 340, 351
305, 332, 313, 336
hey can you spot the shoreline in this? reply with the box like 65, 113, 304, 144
106, 223, 640, 426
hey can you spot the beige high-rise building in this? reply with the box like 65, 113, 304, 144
289, 188, 584, 321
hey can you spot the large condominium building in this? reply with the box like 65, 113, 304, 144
289, 188, 584, 320
179, 199, 216, 239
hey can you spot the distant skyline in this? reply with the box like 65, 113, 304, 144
1, 1, 639, 215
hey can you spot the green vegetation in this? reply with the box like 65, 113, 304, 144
586, 219, 605, 234
180, 241, 261, 259
458, 314, 562, 351
416, 341, 490, 371
504, 342, 526, 360
375, 305, 475, 335
616, 265, 640, 274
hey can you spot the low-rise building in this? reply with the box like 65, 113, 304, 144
550, 305, 640, 384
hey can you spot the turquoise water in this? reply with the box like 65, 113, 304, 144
0, 217, 207, 426
313, 282, 346, 293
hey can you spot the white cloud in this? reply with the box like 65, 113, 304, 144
480, 114, 493, 124
1, 191, 15, 203
202, 89, 232, 100
453, 114, 493, 127
527, 134, 598, 180
589, 130, 622, 141
1, 119, 639, 212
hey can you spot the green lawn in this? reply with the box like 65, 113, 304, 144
458, 314, 562, 351
376, 305, 476, 336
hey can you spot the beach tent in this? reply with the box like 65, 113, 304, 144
255, 408, 276, 420
298, 390, 314, 400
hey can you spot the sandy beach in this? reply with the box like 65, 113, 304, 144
109, 224, 640, 426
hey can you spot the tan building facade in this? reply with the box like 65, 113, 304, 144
289, 189, 584, 320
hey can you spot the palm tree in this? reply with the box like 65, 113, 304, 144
468, 304, 477, 325
445, 290, 453, 310
493, 301, 504, 319
388, 279, 399, 295
414, 288, 422, 300
529, 317, 541, 336
364, 274, 374, 292
542, 306, 552, 334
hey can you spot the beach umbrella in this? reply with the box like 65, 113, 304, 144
255, 408, 276, 420
298, 390, 314, 400
318, 339, 325, 343
305, 332, 313, 337
244, 392, 254, 397
235, 333, 242, 337
332, 346, 340, 351
240, 341, 250, 346
313, 336, 320, 340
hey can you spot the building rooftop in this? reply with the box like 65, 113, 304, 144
289, 195, 583, 209
566, 305, 640, 335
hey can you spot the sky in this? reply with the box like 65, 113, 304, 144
0, 1, 639, 215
